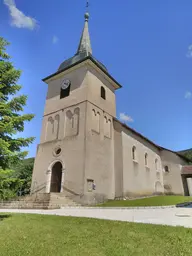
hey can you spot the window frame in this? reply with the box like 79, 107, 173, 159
132, 146, 137, 161
164, 165, 169, 173
144, 153, 148, 166
101, 86, 106, 100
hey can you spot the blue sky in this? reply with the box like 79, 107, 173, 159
1, 0, 192, 157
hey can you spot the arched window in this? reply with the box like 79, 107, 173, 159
132, 146, 136, 160
60, 81, 71, 99
46, 117, 54, 141
164, 166, 169, 173
145, 153, 148, 166
101, 86, 106, 100
54, 115, 60, 139
155, 159, 158, 170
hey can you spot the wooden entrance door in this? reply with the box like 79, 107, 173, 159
50, 162, 62, 193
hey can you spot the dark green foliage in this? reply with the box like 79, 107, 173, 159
13, 158, 34, 196
0, 169, 23, 200
0, 37, 35, 170
0, 37, 35, 199
178, 148, 192, 162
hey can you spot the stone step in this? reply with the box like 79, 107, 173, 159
49, 193, 81, 206
0, 192, 81, 209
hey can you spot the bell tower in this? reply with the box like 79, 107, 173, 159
31, 9, 121, 204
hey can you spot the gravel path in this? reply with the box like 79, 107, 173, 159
0, 207, 192, 228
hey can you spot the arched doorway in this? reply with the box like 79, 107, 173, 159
50, 162, 62, 193
155, 181, 163, 194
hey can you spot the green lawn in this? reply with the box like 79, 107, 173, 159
0, 213, 192, 256
97, 196, 192, 207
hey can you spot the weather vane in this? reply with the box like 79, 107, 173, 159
86, 0, 89, 10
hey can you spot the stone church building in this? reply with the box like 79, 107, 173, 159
31, 12, 191, 205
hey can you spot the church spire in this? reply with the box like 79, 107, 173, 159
76, 3, 92, 55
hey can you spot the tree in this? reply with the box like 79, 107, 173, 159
14, 158, 34, 196
0, 169, 23, 200
178, 149, 192, 163
0, 37, 35, 199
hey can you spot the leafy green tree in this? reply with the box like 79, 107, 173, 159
0, 37, 35, 199
0, 169, 23, 200
14, 158, 34, 196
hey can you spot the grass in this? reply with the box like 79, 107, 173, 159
0, 213, 192, 256
97, 196, 192, 207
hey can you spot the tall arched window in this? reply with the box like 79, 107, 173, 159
132, 146, 136, 160
54, 115, 60, 139
46, 117, 54, 141
155, 159, 158, 170
145, 153, 148, 166
101, 86, 106, 100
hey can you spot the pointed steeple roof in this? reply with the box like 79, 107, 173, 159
43, 9, 122, 90
57, 11, 107, 73
77, 12, 92, 55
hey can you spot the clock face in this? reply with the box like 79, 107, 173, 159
61, 79, 71, 90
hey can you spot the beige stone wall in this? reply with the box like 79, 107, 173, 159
113, 120, 164, 197
32, 61, 118, 203
32, 64, 89, 195
86, 68, 116, 117
32, 58, 188, 204
83, 102, 115, 201
161, 150, 186, 195
31, 100, 86, 196
122, 129, 164, 197
43, 65, 88, 117
113, 121, 124, 198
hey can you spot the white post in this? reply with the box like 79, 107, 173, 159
46, 170, 52, 193
187, 178, 192, 196
60, 168, 65, 192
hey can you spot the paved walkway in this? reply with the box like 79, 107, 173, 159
0, 207, 192, 228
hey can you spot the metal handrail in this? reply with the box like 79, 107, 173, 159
62, 185, 82, 196
31, 181, 82, 197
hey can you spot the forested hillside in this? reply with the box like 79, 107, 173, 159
178, 149, 192, 162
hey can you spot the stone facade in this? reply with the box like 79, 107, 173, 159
31, 59, 190, 205
31, 13, 190, 205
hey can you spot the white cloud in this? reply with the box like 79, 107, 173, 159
52, 35, 59, 44
186, 45, 192, 58
119, 113, 134, 123
4, 0, 38, 30
185, 91, 192, 99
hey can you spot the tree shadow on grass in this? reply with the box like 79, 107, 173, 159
0, 214, 11, 221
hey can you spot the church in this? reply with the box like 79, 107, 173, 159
31, 11, 192, 205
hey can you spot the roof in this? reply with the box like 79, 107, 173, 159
114, 117, 191, 163
76, 12, 92, 55
57, 12, 108, 73
58, 52, 107, 73
42, 54, 122, 89
181, 166, 192, 175
43, 12, 121, 89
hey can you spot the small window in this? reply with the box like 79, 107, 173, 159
132, 146, 136, 160
60, 82, 71, 99
145, 153, 148, 166
101, 86, 106, 100
53, 147, 62, 157
55, 148, 61, 155
155, 159, 158, 170
164, 166, 169, 173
